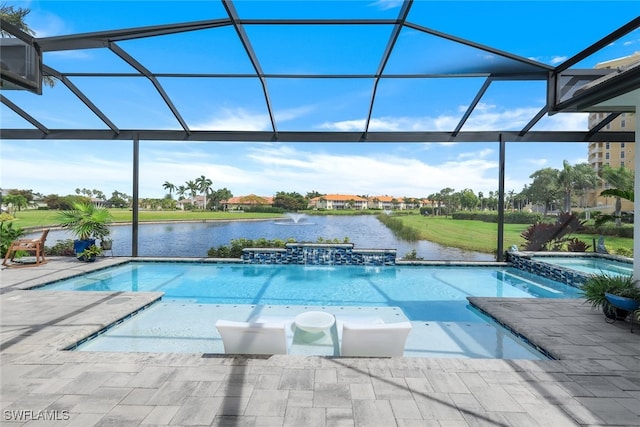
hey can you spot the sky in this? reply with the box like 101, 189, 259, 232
1, 1, 639, 201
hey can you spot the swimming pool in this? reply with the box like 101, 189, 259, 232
532, 256, 633, 276
37, 262, 580, 358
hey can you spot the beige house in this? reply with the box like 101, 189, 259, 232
310, 194, 368, 210
221, 194, 274, 211
176, 195, 206, 210
586, 52, 639, 212
367, 195, 405, 210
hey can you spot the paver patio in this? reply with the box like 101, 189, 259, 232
1, 257, 639, 426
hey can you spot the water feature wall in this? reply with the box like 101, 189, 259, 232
507, 252, 589, 288
242, 243, 396, 265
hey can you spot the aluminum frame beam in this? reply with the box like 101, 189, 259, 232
43, 65, 120, 134
222, 0, 277, 135
37, 19, 233, 51
0, 129, 633, 143
364, 0, 413, 136
109, 42, 190, 133
0, 95, 49, 134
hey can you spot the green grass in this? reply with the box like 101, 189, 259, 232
6, 209, 284, 229
393, 214, 634, 254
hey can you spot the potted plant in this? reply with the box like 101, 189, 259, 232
581, 273, 640, 320
79, 244, 102, 262
58, 202, 112, 260
100, 237, 113, 251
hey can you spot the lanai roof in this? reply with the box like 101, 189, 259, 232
1, 1, 638, 144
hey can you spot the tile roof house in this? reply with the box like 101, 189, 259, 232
221, 194, 274, 211
309, 194, 368, 210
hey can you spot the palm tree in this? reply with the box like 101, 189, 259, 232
57, 202, 112, 241
507, 190, 515, 211
599, 165, 634, 227
163, 181, 176, 199
195, 175, 213, 210
185, 180, 198, 208
557, 160, 598, 213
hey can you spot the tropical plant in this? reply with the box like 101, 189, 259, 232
195, 175, 213, 210
520, 212, 586, 251
566, 238, 591, 252
558, 161, 599, 212
57, 202, 112, 241
598, 165, 634, 227
79, 244, 102, 261
594, 187, 634, 228
581, 273, 640, 315
162, 181, 176, 199
186, 180, 198, 207
0, 218, 23, 257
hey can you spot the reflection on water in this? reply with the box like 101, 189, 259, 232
39, 215, 493, 261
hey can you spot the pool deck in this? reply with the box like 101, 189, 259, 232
1, 257, 639, 426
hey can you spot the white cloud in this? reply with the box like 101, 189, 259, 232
457, 148, 493, 160
369, 0, 403, 11
230, 144, 499, 197
318, 115, 458, 132
526, 158, 548, 167
550, 56, 568, 65
535, 112, 589, 131
192, 108, 271, 131
32, 12, 68, 37
192, 105, 315, 131
45, 50, 93, 60
318, 103, 581, 134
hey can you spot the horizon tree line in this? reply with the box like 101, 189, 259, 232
1, 161, 634, 218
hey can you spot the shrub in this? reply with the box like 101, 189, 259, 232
579, 210, 601, 220
612, 247, 633, 257
581, 224, 633, 238
452, 211, 543, 224
0, 221, 23, 257
46, 239, 76, 256
419, 207, 432, 215
208, 237, 294, 258
402, 249, 423, 260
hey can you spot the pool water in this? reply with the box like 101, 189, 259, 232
38, 262, 580, 358
533, 256, 633, 276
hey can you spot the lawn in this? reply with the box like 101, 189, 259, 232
395, 214, 633, 254
7, 209, 284, 229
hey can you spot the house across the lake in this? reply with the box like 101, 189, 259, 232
221, 195, 274, 211
175, 193, 430, 211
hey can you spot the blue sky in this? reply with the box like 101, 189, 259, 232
1, 1, 639, 200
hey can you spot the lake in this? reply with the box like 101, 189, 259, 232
38, 214, 493, 261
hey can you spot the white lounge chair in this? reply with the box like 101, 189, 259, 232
340, 321, 412, 357
215, 320, 288, 355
